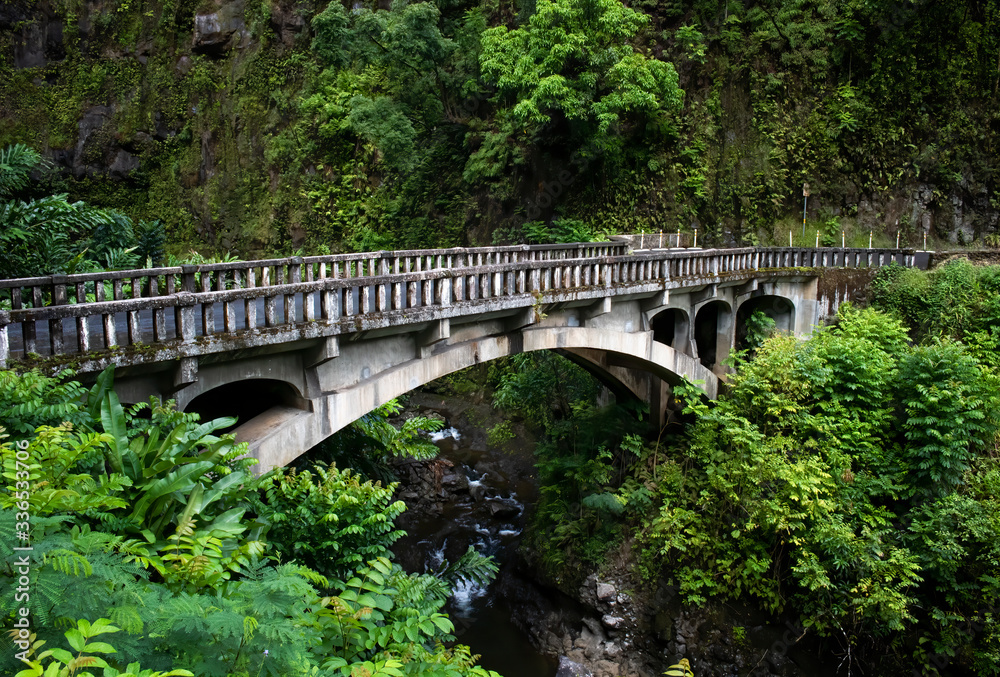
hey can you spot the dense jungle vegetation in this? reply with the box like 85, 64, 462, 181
0, 0, 998, 254
490, 259, 1000, 675
1, 367, 504, 676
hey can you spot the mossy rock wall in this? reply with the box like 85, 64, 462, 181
1, 0, 998, 254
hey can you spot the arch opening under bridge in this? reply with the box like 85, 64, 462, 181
228, 325, 718, 472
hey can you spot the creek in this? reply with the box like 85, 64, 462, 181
388, 394, 840, 677
390, 396, 558, 677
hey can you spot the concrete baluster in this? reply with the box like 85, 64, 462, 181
467, 271, 477, 300
437, 275, 452, 307
128, 276, 144, 344
90, 280, 114, 349
530, 268, 542, 293
177, 267, 198, 349
244, 268, 258, 329
48, 276, 67, 355
284, 257, 301, 323
407, 276, 418, 309
422, 273, 434, 307
0, 310, 8, 368
361, 283, 372, 315
265, 290, 278, 327
76, 282, 90, 352
304, 261, 317, 322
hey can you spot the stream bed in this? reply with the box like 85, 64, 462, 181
385, 393, 847, 677
390, 397, 557, 677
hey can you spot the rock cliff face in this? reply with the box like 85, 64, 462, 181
499, 563, 841, 677
0, 0, 320, 253
1, 0, 997, 254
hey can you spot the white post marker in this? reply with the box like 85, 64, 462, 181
802, 183, 810, 237
842, 231, 846, 248
676, 228, 681, 248
869, 231, 873, 249
816, 231, 820, 248
693, 229, 698, 248
789, 230, 793, 247
896, 231, 900, 249
639, 232, 644, 250
924, 232, 927, 250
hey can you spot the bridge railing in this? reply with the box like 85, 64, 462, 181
0, 242, 626, 310
0, 246, 914, 367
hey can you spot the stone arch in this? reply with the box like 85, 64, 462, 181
735, 294, 796, 351
235, 326, 718, 472
172, 351, 309, 413
693, 300, 733, 372
185, 379, 305, 434
650, 308, 691, 356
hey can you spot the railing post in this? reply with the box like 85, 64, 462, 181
128, 276, 143, 344
245, 268, 258, 329
76, 282, 90, 352
176, 265, 198, 339
0, 310, 9, 368
437, 274, 452, 307
178, 297, 196, 342
49, 275, 67, 355
287, 256, 302, 323
181, 265, 197, 293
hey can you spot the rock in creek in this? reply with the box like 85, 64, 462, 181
556, 656, 594, 677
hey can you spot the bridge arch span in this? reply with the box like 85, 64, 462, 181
234, 325, 718, 472
734, 293, 796, 351
693, 299, 733, 372
184, 379, 306, 433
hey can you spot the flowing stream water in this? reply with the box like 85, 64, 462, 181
391, 417, 558, 677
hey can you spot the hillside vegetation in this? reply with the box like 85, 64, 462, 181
494, 260, 1000, 675
0, 0, 997, 255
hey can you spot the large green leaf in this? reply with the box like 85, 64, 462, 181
129, 461, 215, 525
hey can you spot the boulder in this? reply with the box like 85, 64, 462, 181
596, 582, 616, 602
601, 615, 624, 629
556, 656, 593, 677
193, 0, 248, 56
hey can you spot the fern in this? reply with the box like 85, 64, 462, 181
434, 546, 498, 590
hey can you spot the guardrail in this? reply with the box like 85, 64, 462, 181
0, 246, 915, 368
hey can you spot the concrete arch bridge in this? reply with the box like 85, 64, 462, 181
0, 242, 923, 471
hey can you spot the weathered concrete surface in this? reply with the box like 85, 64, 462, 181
0, 245, 907, 469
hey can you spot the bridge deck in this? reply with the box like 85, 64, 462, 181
0, 244, 916, 371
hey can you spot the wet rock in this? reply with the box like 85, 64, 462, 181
176, 55, 193, 75
594, 659, 620, 677
596, 582, 616, 602
601, 614, 624, 629
581, 617, 605, 640
556, 656, 593, 677
73, 106, 114, 178
488, 498, 521, 518
269, 1, 306, 47
193, 0, 248, 56
108, 149, 140, 179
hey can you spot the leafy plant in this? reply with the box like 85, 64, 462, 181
254, 463, 407, 581
12, 619, 194, 677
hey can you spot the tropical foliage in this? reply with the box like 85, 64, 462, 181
0, 368, 500, 677
0, 145, 165, 278
521, 299, 1000, 674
